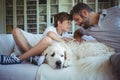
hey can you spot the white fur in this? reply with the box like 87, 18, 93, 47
42, 41, 115, 79
43, 42, 66, 69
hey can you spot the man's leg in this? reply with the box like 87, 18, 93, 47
12, 28, 30, 52
110, 53, 120, 80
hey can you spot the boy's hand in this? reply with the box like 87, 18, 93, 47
62, 37, 73, 42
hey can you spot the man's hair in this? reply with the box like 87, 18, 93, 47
70, 3, 93, 19
54, 12, 71, 27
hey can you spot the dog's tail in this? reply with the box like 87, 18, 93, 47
74, 53, 114, 80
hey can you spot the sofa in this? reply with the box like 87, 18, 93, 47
0, 34, 115, 80
0, 34, 85, 80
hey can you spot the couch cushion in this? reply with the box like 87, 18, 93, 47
0, 63, 39, 80
0, 34, 15, 55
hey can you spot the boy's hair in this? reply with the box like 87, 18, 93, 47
70, 3, 93, 20
54, 12, 71, 27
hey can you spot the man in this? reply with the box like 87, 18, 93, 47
70, 3, 120, 80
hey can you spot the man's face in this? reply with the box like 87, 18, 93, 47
73, 14, 91, 29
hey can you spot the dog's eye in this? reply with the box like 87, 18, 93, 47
61, 55, 64, 57
51, 52, 55, 57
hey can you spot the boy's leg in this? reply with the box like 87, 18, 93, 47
12, 28, 44, 64
19, 36, 52, 61
12, 28, 30, 52
0, 36, 52, 64
0, 28, 38, 64
0, 28, 31, 64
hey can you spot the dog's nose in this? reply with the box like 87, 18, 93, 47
56, 60, 61, 66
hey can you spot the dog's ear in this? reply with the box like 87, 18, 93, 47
64, 51, 67, 60
44, 58, 47, 63
42, 51, 48, 63
42, 49, 48, 56
42, 51, 47, 57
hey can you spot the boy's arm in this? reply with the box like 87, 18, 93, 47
46, 31, 64, 42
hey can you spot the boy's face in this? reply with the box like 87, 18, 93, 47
59, 20, 71, 32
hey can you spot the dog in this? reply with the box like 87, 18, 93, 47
42, 41, 115, 69
42, 42, 68, 69
42, 41, 115, 80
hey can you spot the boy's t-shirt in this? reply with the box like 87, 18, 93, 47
21, 26, 71, 47
42, 26, 69, 38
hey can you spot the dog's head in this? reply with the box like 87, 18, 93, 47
43, 42, 68, 69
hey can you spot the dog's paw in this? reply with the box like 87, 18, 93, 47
63, 60, 71, 68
